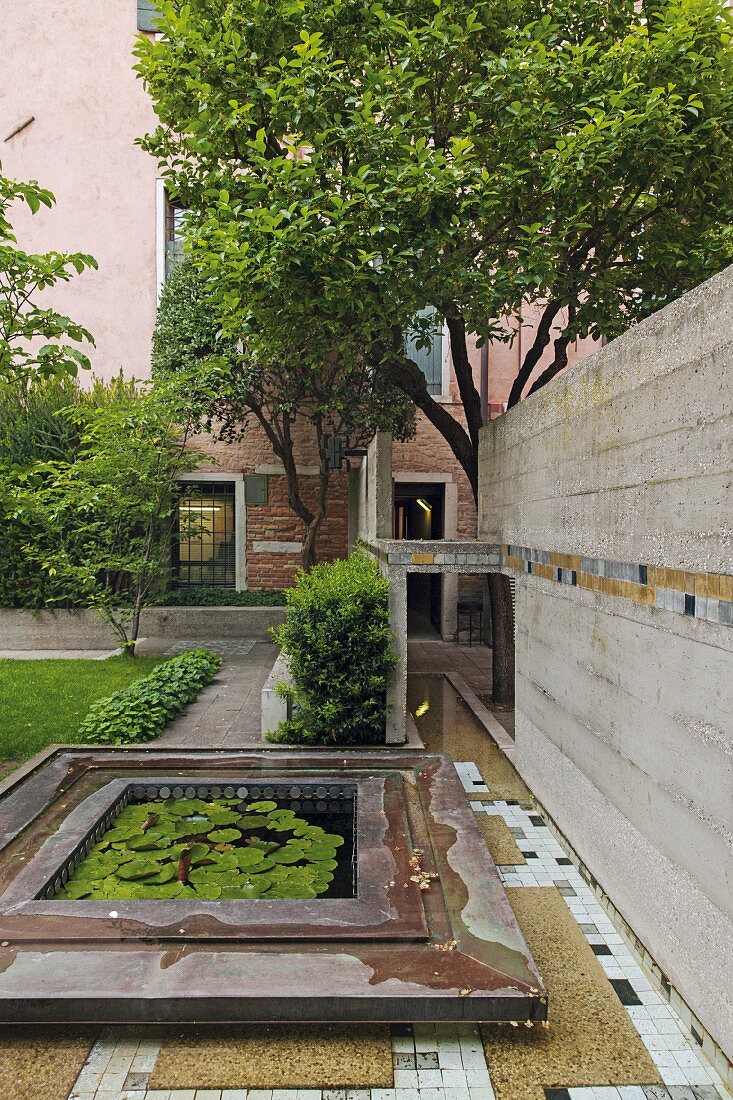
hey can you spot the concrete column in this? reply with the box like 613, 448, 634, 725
386, 567, 407, 743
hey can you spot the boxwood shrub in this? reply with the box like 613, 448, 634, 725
152, 587, 286, 607
270, 551, 397, 745
78, 649, 221, 746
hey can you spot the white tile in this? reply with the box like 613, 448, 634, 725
371, 1090, 396, 1100
438, 1052, 464, 1069
145, 1092, 172, 1100
617, 1088, 647, 1100
592, 1089, 621, 1100
660, 1067, 690, 1085
440, 1070, 468, 1088
465, 1070, 491, 1088
295, 1093, 322, 1100
394, 1071, 419, 1088
248, 1092, 273, 1099
271, 1092, 300, 1100
394, 1090, 419, 1100
392, 1036, 416, 1053
222, 1092, 250, 1100
97, 1072, 131, 1091
468, 1088, 495, 1100
418, 1090, 446, 1100
169, 1092, 197, 1100
417, 1070, 444, 1088
673, 1050, 704, 1068
567, 1087, 595, 1100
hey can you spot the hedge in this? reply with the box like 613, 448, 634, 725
269, 551, 396, 745
78, 649, 221, 746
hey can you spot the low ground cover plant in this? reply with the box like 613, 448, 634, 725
56, 797, 344, 901
152, 587, 286, 607
78, 649, 221, 746
270, 551, 396, 745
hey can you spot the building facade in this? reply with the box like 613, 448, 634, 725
2, 0, 595, 613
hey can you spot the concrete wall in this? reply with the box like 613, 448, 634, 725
478, 264, 733, 1056
0, 607, 286, 648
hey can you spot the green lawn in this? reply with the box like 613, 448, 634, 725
0, 656, 162, 767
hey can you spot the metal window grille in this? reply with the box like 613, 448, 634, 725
164, 198, 186, 278
174, 482, 236, 588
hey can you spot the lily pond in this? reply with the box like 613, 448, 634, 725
56, 796, 352, 901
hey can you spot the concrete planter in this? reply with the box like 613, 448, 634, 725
261, 652, 293, 737
0, 606, 287, 650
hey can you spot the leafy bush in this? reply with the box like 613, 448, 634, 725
153, 587, 286, 607
78, 649, 221, 746
269, 551, 396, 745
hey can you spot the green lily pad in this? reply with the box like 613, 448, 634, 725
268, 846, 306, 864
194, 882, 222, 900
59, 880, 93, 899
247, 800, 278, 812
208, 828, 242, 844
265, 882, 318, 899
234, 847, 266, 869
306, 842, 339, 861
238, 814, 269, 828
116, 859, 164, 881
205, 810, 241, 826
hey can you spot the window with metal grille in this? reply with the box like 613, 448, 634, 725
174, 483, 236, 588
164, 196, 186, 279
404, 306, 444, 395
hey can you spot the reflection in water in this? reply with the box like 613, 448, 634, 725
407, 674, 531, 802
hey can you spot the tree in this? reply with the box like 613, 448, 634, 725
136, 0, 733, 701
0, 165, 96, 382
153, 255, 415, 569
13, 377, 203, 654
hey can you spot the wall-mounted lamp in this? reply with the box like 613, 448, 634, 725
416, 498, 432, 514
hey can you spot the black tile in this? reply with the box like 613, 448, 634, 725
610, 978, 643, 1006
690, 1026, 703, 1046
507, 800, 519, 806
639, 565, 648, 586
571, 570, 577, 585
556, 857, 572, 866
529, 815, 544, 827
684, 593, 695, 616
523, 851, 539, 860
390, 1023, 414, 1037
591, 944, 613, 956
527, 560, 533, 574
544, 1090, 571, 1100
558, 886, 577, 896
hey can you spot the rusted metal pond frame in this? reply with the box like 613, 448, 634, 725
0, 747, 547, 1024
0, 773, 428, 941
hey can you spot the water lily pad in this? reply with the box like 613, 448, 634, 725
238, 814, 268, 828
194, 882, 222, 900
143, 863, 177, 885
265, 882, 318, 899
269, 846, 306, 864
116, 859, 164, 881
59, 880, 93, 899
208, 828, 242, 844
234, 847, 266, 869
247, 800, 278, 812
307, 842, 339, 861
205, 810, 241, 826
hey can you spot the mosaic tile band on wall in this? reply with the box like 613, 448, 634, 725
503, 546, 733, 628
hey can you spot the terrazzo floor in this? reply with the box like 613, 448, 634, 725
62, 789, 729, 1100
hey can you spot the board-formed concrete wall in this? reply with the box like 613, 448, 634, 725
478, 264, 733, 1056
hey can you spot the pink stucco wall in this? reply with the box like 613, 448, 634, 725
1, 1, 160, 382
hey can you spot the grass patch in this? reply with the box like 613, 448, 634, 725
0, 656, 162, 764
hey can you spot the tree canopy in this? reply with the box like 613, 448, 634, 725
0, 166, 96, 383
136, 0, 733, 501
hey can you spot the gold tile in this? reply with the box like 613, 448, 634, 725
704, 574, 720, 599
647, 567, 663, 589
719, 574, 733, 602
411, 553, 434, 565
683, 571, 696, 594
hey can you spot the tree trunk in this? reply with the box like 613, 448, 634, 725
487, 573, 514, 707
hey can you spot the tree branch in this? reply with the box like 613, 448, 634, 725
506, 300, 563, 408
